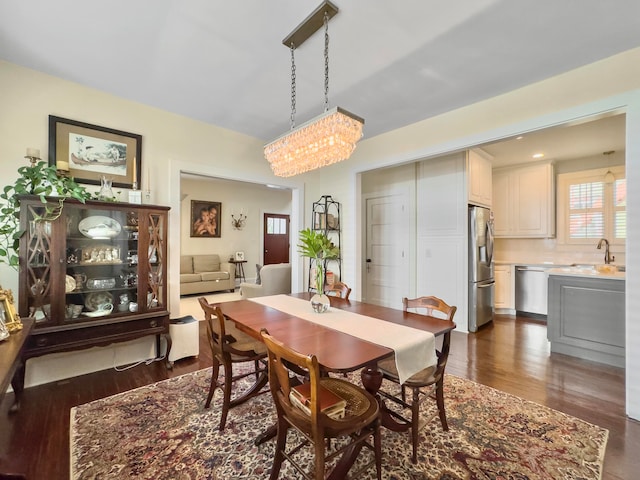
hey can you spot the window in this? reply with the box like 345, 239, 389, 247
267, 217, 287, 235
558, 167, 626, 244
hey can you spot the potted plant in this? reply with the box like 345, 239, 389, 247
0, 160, 91, 269
297, 228, 340, 313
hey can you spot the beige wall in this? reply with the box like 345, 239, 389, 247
2, 46, 640, 417
181, 176, 292, 280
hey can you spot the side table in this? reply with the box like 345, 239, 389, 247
229, 259, 247, 283
1, 317, 34, 413
1, 317, 34, 480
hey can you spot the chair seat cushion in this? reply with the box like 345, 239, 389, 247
378, 356, 438, 386
319, 377, 375, 419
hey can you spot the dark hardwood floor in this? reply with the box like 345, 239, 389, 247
1, 314, 638, 479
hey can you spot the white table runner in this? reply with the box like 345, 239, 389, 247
250, 295, 436, 384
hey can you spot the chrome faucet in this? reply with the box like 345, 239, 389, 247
596, 238, 615, 264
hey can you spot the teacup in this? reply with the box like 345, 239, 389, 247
97, 303, 114, 314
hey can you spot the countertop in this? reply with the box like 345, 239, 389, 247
547, 266, 625, 280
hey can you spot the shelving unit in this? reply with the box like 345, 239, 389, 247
309, 195, 341, 292
16, 196, 172, 391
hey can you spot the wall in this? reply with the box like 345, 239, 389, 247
0, 60, 293, 386
180, 176, 292, 282
494, 151, 627, 266
2, 46, 640, 417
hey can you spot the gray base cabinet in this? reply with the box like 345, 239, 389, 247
547, 275, 625, 368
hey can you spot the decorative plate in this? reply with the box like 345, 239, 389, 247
85, 291, 114, 311
82, 303, 114, 318
78, 216, 122, 239
65, 275, 76, 293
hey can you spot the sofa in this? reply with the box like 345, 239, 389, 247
240, 263, 291, 299
180, 254, 236, 295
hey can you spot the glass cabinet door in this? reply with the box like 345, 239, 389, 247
24, 204, 54, 325
63, 206, 139, 323
145, 212, 166, 310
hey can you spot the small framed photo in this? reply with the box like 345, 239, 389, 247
190, 200, 221, 238
48, 115, 142, 189
235, 251, 245, 261
0, 287, 22, 335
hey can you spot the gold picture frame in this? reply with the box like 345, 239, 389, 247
0, 287, 22, 334
48, 115, 142, 189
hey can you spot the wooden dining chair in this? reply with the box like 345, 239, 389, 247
198, 297, 269, 430
260, 329, 382, 480
324, 281, 352, 300
377, 295, 457, 463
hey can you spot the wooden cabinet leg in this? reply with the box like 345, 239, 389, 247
9, 359, 26, 413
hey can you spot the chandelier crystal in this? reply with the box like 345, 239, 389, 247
265, 107, 363, 177
264, 1, 364, 178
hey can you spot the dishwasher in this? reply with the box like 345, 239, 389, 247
515, 265, 549, 316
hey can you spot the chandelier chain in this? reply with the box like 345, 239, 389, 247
324, 11, 329, 112
290, 43, 296, 129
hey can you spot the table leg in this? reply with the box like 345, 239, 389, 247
9, 360, 26, 414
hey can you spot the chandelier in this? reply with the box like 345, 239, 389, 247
264, 1, 364, 178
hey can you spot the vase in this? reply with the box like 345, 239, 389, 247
98, 175, 114, 200
310, 293, 330, 313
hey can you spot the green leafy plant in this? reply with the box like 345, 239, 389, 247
0, 160, 91, 269
297, 228, 340, 293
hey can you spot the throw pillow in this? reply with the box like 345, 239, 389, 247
256, 264, 263, 284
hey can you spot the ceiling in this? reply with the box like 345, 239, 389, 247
481, 113, 626, 168
1, 1, 639, 162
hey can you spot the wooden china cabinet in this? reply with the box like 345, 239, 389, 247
16, 196, 172, 391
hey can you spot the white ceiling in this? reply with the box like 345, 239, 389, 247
1, 1, 638, 162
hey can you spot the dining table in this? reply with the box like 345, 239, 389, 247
218, 292, 456, 431
217, 292, 455, 478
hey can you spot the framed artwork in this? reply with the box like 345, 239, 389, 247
190, 200, 221, 238
48, 115, 142, 189
0, 287, 22, 335
235, 251, 245, 261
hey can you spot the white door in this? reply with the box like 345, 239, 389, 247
365, 195, 409, 308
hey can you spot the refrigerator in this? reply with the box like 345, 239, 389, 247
468, 205, 495, 332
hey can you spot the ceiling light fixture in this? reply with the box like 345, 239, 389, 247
532, 153, 545, 158
264, 1, 364, 178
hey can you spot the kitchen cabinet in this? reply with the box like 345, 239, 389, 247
467, 149, 493, 207
547, 273, 624, 367
494, 264, 514, 311
17, 196, 172, 382
492, 162, 555, 238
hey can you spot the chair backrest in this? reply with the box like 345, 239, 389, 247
325, 281, 352, 300
199, 297, 225, 357
260, 330, 327, 428
402, 296, 457, 374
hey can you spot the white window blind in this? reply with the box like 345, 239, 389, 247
559, 167, 626, 244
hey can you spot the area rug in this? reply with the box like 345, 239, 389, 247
70, 368, 608, 479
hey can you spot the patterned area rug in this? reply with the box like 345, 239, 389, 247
70, 368, 608, 479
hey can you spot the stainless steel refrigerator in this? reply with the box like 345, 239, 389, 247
468, 205, 495, 332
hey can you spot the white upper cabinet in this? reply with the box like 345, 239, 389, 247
492, 162, 555, 238
467, 149, 493, 208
